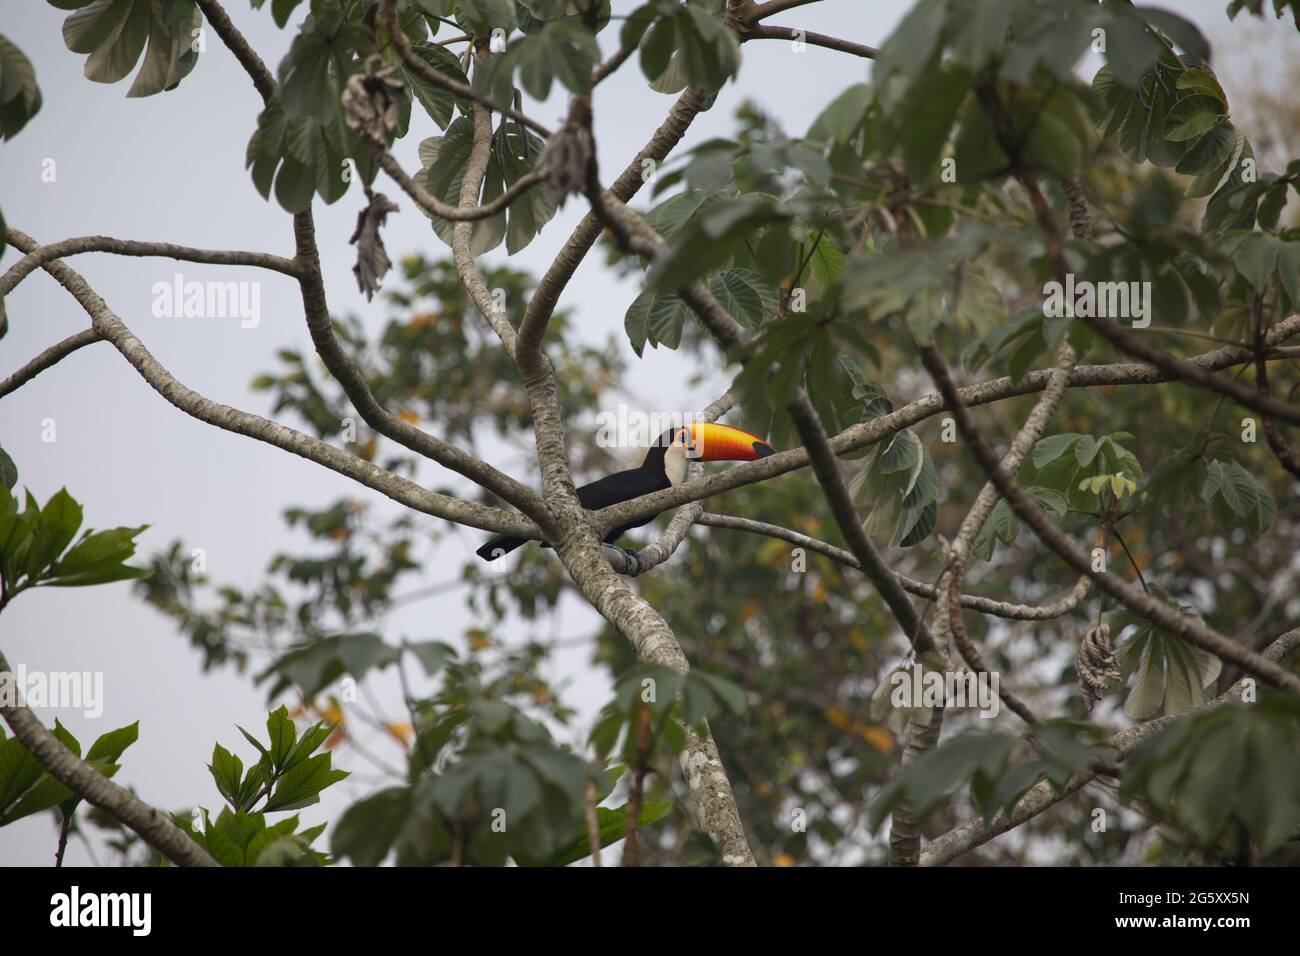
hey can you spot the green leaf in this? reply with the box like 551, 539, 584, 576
514, 20, 599, 100
404, 640, 455, 677
1137, 7, 1210, 63
267, 0, 306, 29
262, 752, 348, 812
867, 731, 1016, 832
0, 444, 17, 489
1175, 68, 1227, 108
0, 736, 43, 818
874, 0, 948, 101
25, 489, 84, 583
1031, 433, 1081, 469
688, 671, 747, 717
809, 83, 871, 144
209, 742, 244, 806
397, 42, 468, 131
331, 786, 411, 866
706, 269, 778, 330
950, 0, 1011, 68
419, 117, 552, 255
266, 705, 297, 770
989, 498, 1017, 544
520, 800, 673, 867
46, 524, 149, 587
455, 0, 516, 36
1125, 695, 1300, 854
1176, 121, 1235, 178
673, 6, 739, 91
0, 32, 43, 140
1161, 95, 1226, 142
1234, 233, 1279, 292
59, 0, 200, 95
900, 65, 970, 184
85, 721, 138, 763
1114, 603, 1222, 719
260, 632, 402, 697
1215, 460, 1259, 518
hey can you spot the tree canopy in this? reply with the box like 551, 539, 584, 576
2, 0, 1300, 870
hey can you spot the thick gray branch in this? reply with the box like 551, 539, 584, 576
5, 228, 537, 538
0, 236, 300, 298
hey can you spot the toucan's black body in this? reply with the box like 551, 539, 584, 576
474, 423, 774, 562
475, 445, 675, 560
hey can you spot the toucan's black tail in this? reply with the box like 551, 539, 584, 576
476, 536, 527, 561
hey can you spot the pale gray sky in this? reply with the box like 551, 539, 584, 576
0, 0, 1290, 865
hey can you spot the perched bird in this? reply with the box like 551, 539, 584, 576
476, 422, 775, 560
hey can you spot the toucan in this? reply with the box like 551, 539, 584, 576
476, 422, 775, 560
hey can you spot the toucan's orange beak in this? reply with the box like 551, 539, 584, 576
685, 423, 775, 462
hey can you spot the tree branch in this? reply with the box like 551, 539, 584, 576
195, 0, 275, 103
380, 0, 553, 138
0, 648, 218, 867
0, 329, 103, 399
368, 141, 547, 222
599, 392, 735, 576
917, 339, 1300, 696
0, 236, 300, 298
289, 208, 548, 518
517, 88, 711, 369
554, 532, 756, 865
590, 315, 1300, 537
5, 228, 537, 538
744, 24, 877, 59
920, 627, 1300, 865
695, 512, 1089, 620
787, 394, 932, 651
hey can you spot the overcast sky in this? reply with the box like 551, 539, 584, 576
1, 0, 1292, 865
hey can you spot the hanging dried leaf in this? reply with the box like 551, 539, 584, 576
350, 188, 400, 300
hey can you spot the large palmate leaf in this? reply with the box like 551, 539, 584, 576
1112, 594, 1221, 719
417, 117, 554, 254
626, 0, 739, 93
56, 0, 201, 96
394, 41, 468, 134
473, 18, 599, 107
624, 268, 777, 356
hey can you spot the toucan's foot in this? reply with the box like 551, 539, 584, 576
602, 544, 646, 574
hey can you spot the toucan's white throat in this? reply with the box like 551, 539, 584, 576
664, 443, 688, 486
